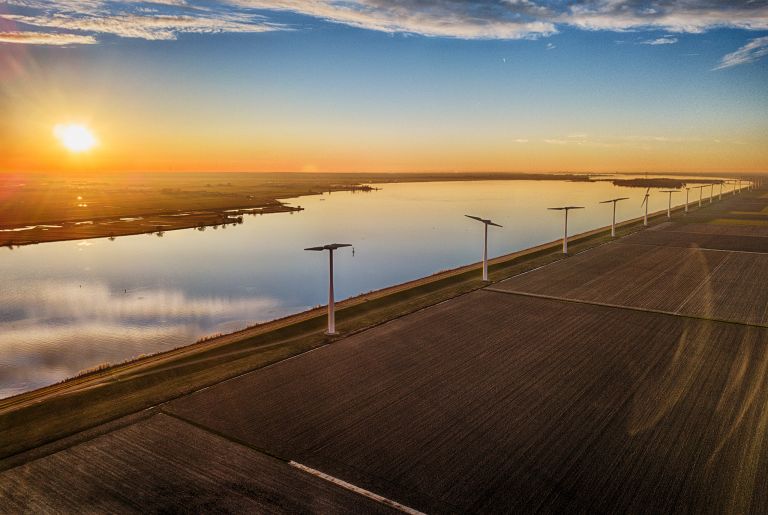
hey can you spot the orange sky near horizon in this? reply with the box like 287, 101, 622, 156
2, 23, 767, 176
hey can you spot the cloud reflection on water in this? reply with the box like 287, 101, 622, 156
0, 280, 297, 398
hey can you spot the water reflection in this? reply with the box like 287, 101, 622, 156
0, 280, 295, 397
0, 179, 715, 398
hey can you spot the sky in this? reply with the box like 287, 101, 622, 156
0, 1, 767, 174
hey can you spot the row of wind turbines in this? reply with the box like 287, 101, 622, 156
307, 178, 757, 335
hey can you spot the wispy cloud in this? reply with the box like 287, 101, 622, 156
641, 36, 678, 45
714, 36, 768, 69
562, 1, 768, 33
0, 0, 284, 44
0, 31, 96, 45
1, 1, 767, 45
233, 0, 557, 40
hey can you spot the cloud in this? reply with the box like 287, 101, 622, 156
1, 1, 767, 45
0, 0, 285, 44
561, 1, 768, 33
233, 0, 557, 39
641, 36, 678, 45
714, 36, 768, 69
0, 31, 96, 45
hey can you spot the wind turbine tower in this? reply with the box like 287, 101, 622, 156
660, 190, 679, 218
304, 243, 352, 335
640, 188, 651, 226
548, 206, 585, 254
465, 215, 502, 281
599, 197, 628, 237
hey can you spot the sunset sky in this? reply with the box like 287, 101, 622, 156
1, 1, 767, 174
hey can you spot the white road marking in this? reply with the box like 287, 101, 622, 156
288, 461, 426, 515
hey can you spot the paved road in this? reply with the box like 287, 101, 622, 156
2, 189, 768, 513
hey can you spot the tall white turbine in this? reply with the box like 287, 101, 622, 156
548, 206, 585, 254
305, 243, 352, 335
660, 190, 680, 218
465, 215, 502, 281
599, 197, 629, 237
640, 188, 651, 226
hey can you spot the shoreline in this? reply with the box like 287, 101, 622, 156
1, 172, 735, 247
0, 190, 733, 463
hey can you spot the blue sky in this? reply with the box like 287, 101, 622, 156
1, 1, 766, 173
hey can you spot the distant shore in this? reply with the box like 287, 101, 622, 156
0, 171, 734, 247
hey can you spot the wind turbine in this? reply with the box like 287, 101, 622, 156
694, 184, 704, 207
660, 190, 680, 218
599, 197, 628, 237
465, 215, 502, 281
304, 243, 352, 335
548, 206, 584, 254
640, 188, 651, 226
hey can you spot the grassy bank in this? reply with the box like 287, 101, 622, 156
0, 197, 722, 462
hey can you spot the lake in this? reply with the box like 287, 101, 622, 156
0, 178, 722, 397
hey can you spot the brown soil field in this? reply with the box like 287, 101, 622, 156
164, 291, 768, 513
0, 413, 396, 514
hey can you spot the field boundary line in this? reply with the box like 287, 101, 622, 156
483, 288, 768, 330
615, 239, 768, 255
288, 461, 426, 515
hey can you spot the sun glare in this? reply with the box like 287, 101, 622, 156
54, 123, 97, 153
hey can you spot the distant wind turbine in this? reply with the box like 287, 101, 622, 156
660, 190, 680, 218
548, 206, 584, 254
693, 184, 704, 207
304, 243, 352, 335
640, 188, 651, 226
465, 215, 502, 281
599, 197, 628, 237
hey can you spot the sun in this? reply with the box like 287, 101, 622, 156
54, 123, 98, 153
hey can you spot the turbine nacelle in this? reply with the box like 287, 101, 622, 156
465, 215, 503, 227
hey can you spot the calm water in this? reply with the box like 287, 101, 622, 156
0, 179, 716, 397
